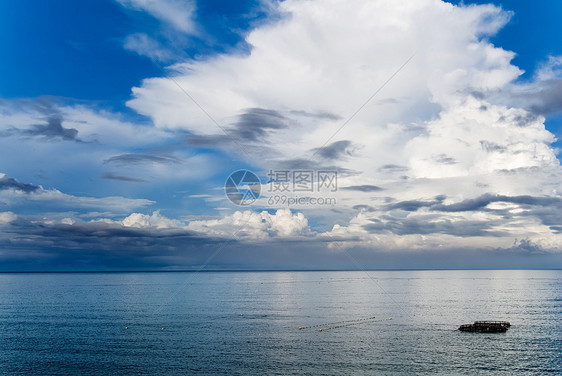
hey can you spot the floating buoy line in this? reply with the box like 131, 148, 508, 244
298, 315, 383, 332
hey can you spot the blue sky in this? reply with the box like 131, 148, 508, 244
0, 0, 267, 102
1, 0, 561, 271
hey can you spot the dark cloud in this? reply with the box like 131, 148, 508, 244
23, 114, 81, 142
341, 184, 383, 192
480, 141, 506, 153
382, 194, 562, 239
0, 98, 92, 142
549, 226, 562, 234
378, 164, 408, 173
183, 108, 344, 162
0, 214, 560, 271
184, 134, 231, 147
375, 97, 400, 105
268, 158, 360, 177
4, 217, 216, 251
433, 195, 491, 212
0, 217, 226, 271
312, 140, 354, 160
498, 111, 540, 127
104, 154, 181, 165
519, 203, 562, 229
363, 216, 506, 237
234, 108, 287, 142
290, 110, 342, 121
101, 172, 148, 183
470, 91, 486, 100
0, 109, 83, 142
527, 79, 562, 115
510, 238, 545, 255
433, 194, 562, 212
352, 204, 375, 212
184, 107, 288, 149
0, 175, 40, 193
273, 158, 314, 170
386, 195, 446, 211
434, 154, 457, 165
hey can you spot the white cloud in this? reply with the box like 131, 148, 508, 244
122, 0, 561, 250
406, 96, 557, 179
535, 56, 562, 82
3, 0, 559, 253
122, 210, 182, 229
126, 0, 518, 138
0, 211, 17, 224
187, 208, 311, 240
117, 0, 197, 34
502, 55, 562, 116
124, 33, 175, 62
0, 178, 154, 213
124, 0, 543, 185
61, 217, 75, 225
34, 189, 154, 212
0, 99, 218, 188
0, 99, 171, 147
81, 208, 312, 241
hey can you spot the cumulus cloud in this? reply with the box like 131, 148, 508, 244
120, 0, 562, 252
2, 0, 561, 264
2, 209, 561, 271
38, 208, 314, 242
406, 96, 557, 179
187, 209, 311, 240
322, 187, 562, 252
122, 211, 182, 229
123, 0, 551, 185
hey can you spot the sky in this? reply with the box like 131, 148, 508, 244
1, 0, 562, 271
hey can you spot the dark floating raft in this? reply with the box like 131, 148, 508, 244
458, 321, 511, 333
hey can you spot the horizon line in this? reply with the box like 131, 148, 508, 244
1, 267, 561, 274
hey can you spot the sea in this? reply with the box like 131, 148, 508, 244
0, 270, 560, 375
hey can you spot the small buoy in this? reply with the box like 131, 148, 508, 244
161, 328, 165, 331
298, 327, 303, 330
125, 326, 129, 330
388, 318, 392, 320
318, 329, 323, 332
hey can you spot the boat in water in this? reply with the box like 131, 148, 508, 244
458, 321, 511, 333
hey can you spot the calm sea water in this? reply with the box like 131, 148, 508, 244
0, 270, 560, 375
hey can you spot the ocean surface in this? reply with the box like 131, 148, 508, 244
0, 270, 560, 375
